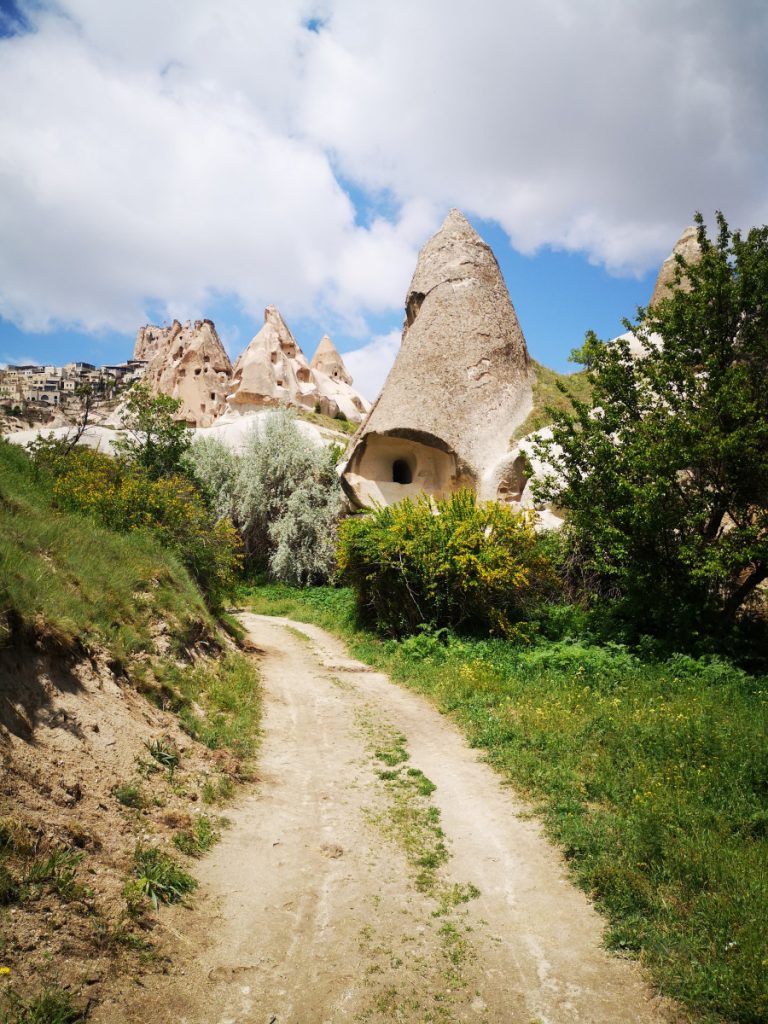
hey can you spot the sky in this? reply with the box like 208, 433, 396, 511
1, 0, 766, 400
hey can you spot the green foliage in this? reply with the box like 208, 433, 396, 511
130, 844, 197, 909
248, 582, 768, 1024
511, 359, 593, 440
22, 848, 85, 902
337, 490, 554, 636
113, 783, 145, 810
44, 446, 241, 605
153, 652, 261, 761
535, 212, 768, 636
172, 816, 220, 857
201, 773, 234, 805
185, 411, 341, 584
114, 381, 191, 478
0, 439, 210, 652
1, 988, 84, 1024
144, 737, 180, 770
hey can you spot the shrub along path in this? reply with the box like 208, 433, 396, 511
99, 614, 679, 1024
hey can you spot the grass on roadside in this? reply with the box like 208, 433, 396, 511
0, 439, 211, 657
242, 582, 768, 1024
152, 653, 262, 763
0, 987, 84, 1024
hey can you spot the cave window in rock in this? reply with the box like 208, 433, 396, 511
392, 459, 413, 485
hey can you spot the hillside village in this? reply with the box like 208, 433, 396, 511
0, 359, 146, 416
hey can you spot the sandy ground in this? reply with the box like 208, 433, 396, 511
96, 614, 678, 1024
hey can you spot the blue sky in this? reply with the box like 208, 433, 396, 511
0, 230, 656, 379
1, 1, 765, 398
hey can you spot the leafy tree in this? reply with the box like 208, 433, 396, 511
115, 382, 191, 478
535, 212, 768, 635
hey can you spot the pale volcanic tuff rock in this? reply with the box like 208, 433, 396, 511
341, 209, 533, 508
310, 335, 353, 386
649, 225, 701, 307
134, 319, 233, 427
227, 306, 369, 422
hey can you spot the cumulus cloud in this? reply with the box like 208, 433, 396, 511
301, 0, 768, 273
1, 0, 767, 347
343, 329, 401, 402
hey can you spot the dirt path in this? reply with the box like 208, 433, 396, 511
99, 614, 676, 1024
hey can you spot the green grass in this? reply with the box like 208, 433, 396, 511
113, 783, 145, 810
129, 845, 197, 910
0, 440, 211, 657
153, 652, 262, 762
172, 816, 221, 857
1, 988, 84, 1024
512, 359, 593, 441
297, 409, 357, 435
243, 583, 768, 1024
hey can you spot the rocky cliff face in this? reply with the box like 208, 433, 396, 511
340, 209, 533, 508
227, 306, 369, 422
134, 319, 233, 427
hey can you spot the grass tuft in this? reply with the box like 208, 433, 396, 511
1, 988, 84, 1024
129, 844, 197, 910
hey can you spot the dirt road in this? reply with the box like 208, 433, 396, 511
101, 614, 675, 1024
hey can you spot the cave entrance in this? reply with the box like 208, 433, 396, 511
392, 459, 413, 485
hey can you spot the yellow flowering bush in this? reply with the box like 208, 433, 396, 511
337, 489, 554, 636
50, 449, 241, 604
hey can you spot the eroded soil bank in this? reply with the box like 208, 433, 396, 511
98, 614, 679, 1024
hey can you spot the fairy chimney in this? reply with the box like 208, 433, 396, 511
310, 335, 353, 386
649, 225, 701, 307
227, 307, 369, 422
133, 319, 232, 427
340, 209, 533, 508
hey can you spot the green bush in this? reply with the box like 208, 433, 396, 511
40, 447, 241, 605
185, 411, 341, 585
337, 490, 554, 637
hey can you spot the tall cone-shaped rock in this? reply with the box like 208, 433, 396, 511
226, 308, 370, 421
229, 306, 315, 412
340, 209, 532, 508
310, 335, 352, 386
133, 319, 232, 427
649, 225, 701, 306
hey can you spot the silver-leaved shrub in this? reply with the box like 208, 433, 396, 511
184, 411, 342, 585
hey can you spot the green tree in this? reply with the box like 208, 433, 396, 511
535, 212, 768, 635
115, 382, 191, 478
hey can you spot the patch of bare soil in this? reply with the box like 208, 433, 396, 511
0, 640, 241, 1014
100, 615, 681, 1024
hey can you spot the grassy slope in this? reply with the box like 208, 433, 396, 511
512, 359, 593, 441
0, 441, 262, 1021
0, 439, 211, 658
241, 583, 768, 1024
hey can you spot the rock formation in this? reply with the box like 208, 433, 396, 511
310, 335, 353, 385
649, 225, 700, 307
134, 319, 233, 427
340, 209, 533, 508
226, 307, 369, 422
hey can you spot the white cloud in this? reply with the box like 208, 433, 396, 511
301, 0, 768, 273
1, 0, 767, 338
343, 329, 400, 402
